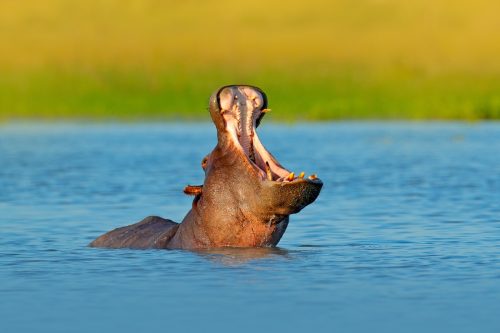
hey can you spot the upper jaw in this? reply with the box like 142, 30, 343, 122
210, 85, 322, 185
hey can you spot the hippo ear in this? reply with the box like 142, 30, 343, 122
260, 180, 323, 215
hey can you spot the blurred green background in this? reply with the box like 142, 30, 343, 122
1, 0, 500, 121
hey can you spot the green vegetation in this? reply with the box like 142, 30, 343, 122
2, 67, 500, 121
1, 0, 500, 121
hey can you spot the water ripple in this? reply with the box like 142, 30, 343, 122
1, 122, 499, 333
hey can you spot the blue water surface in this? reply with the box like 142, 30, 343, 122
0, 122, 499, 333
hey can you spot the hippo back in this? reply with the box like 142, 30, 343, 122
89, 216, 179, 249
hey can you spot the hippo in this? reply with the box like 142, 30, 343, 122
90, 85, 322, 249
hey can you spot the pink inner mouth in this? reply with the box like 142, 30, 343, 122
219, 86, 292, 181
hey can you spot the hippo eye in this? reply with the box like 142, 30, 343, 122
201, 156, 208, 169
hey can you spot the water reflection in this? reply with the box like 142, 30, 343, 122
194, 247, 290, 266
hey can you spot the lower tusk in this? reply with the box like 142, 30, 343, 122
265, 161, 273, 181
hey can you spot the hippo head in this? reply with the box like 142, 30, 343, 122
171, 85, 323, 248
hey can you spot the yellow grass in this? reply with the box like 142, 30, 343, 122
1, 0, 500, 120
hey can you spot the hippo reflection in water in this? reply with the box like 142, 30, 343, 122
90, 85, 322, 249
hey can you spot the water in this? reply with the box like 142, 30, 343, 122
1, 122, 499, 333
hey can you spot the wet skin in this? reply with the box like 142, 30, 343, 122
90, 85, 323, 249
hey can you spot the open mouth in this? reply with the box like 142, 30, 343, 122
218, 85, 319, 183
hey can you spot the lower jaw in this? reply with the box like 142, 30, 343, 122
236, 133, 319, 183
